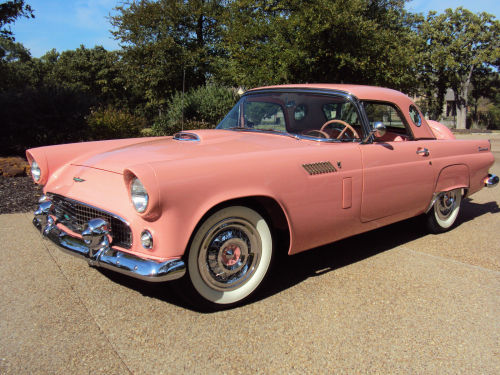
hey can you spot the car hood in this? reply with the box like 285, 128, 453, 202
70, 129, 302, 173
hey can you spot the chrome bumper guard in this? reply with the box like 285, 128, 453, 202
33, 201, 185, 282
485, 174, 499, 188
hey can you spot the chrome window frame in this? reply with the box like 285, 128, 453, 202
359, 99, 415, 140
218, 88, 372, 143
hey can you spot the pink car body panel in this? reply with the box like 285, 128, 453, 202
27, 85, 496, 265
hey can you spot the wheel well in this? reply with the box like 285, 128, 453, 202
185, 196, 291, 258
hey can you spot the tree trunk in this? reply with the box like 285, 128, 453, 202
456, 101, 467, 129
456, 66, 474, 129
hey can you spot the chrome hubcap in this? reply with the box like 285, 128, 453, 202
436, 191, 458, 220
198, 217, 261, 291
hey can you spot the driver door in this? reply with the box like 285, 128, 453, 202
360, 102, 435, 222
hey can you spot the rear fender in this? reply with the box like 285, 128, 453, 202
427, 120, 455, 140
434, 164, 469, 193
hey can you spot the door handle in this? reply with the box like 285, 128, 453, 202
416, 148, 429, 156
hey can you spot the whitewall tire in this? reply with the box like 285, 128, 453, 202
426, 189, 462, 233
186, 206, 273, 307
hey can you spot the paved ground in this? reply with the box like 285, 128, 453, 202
1, 134, 499, 374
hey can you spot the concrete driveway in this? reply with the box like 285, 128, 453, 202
1, 134, 499, 374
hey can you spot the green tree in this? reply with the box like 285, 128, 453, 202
0, 37, 32, 90
417, 8, 499, 128
468, 70, 499, 127
0, 0, 34, 88
111, 0, 225, 117
0, 0, 33, 42
41, 46, 128, 107
218, 0, 419, 92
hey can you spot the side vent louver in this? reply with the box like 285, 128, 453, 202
302, 161, 337, 175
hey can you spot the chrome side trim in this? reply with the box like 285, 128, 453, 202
33, 209, 185, 282
425, 192, 440, 214
485, 174, 499, 188
173, 132, 200, 141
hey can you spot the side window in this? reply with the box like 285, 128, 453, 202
363, 101, 409, 135
409, 105, 422, 127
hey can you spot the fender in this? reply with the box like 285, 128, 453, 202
26, 137, 160, 185
427, 120, 455, 140
434, 164, 469, 193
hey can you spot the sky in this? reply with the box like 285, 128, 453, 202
10, 0, 500, 58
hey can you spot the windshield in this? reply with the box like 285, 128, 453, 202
217, 92, 363, 141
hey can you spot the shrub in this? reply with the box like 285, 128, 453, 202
0, 86, 93, 156
0, 157, 29, 177
152, 85, 237, 136
86, 106, 147, 140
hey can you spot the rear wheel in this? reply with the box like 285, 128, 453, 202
426, 189, 462, 233
183, 206, 273, 310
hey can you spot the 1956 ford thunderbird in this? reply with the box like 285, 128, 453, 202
27, 84, 498, 309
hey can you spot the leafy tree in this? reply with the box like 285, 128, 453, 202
0, 0, 34, 42
468, 70, 499, 127
0, 37, 32, 89
42, 46, 128, 107
111, 0, 226, 117
218, 0, 419, 92
416, 8, 499, 128
0, 0, 34, 89
468, 72, 500, 129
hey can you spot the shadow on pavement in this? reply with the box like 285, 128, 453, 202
457, 198, 500, 225
97, 198, 499, 312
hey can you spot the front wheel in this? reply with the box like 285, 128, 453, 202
183, 206, 273, 309
426, 189, 462, 233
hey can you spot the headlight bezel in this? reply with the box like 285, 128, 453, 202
130, 177, 149, 213
31, 160, 41, 182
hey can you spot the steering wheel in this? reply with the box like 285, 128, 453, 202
320, 120, 359, 139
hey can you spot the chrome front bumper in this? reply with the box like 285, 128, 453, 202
33, 201, 185, 282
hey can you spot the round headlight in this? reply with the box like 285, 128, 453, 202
31, 161, 41, 182
130, 177, 149, 213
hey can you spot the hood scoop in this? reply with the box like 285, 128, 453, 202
173, 132, 200, 142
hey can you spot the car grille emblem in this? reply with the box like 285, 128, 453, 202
73, 177, 85, 182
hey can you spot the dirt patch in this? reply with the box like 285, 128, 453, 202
0, 176, 43, 214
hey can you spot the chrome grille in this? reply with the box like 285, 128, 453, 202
48, 193, 132, 249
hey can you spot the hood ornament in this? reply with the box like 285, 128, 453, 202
73, 177, 85, 183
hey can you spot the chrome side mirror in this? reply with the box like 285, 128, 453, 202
372, 122, 386, 138
363, 122, 387, 143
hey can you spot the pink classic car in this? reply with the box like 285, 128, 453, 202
28, 84, 498, 309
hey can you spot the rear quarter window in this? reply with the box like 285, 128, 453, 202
409, 105, 422, 127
